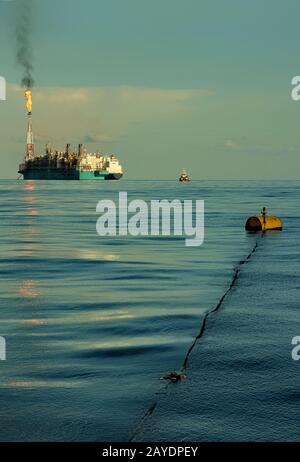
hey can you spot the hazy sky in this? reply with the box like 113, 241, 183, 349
0, 0, 300, 179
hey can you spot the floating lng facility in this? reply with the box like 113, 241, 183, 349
18, 90, 123, 180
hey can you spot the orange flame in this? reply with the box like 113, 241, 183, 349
25, 89, 32, 113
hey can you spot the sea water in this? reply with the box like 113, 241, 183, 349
0, 179, 298, 441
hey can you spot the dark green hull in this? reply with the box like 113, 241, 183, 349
20, 168, 122, 180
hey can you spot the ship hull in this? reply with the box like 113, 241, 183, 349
20, 169, 122, 180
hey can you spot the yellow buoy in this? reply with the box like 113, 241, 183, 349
245, 207, 283, 231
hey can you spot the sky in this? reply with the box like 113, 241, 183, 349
0, 0, 300, 179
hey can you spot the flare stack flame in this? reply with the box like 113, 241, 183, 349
25, 89, 34, 159
25, 89, 32, 115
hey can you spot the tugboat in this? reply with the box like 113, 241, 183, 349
179, 168, 190, 182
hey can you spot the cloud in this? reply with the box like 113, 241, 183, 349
34, 88, 88, 103
225, 139, 241, 150
8, 83, 212, 108
6, 83, 214, 149
82, 133, 114, 143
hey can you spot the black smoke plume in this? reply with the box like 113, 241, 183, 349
15, 0, 34, 88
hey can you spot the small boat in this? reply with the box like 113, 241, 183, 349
179, 168, 190, 182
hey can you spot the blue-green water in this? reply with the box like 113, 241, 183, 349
0, 180, 298, 441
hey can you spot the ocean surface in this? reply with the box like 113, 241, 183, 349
0, 179, 299, 441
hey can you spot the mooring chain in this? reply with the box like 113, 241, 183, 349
129, 236, 261, 442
